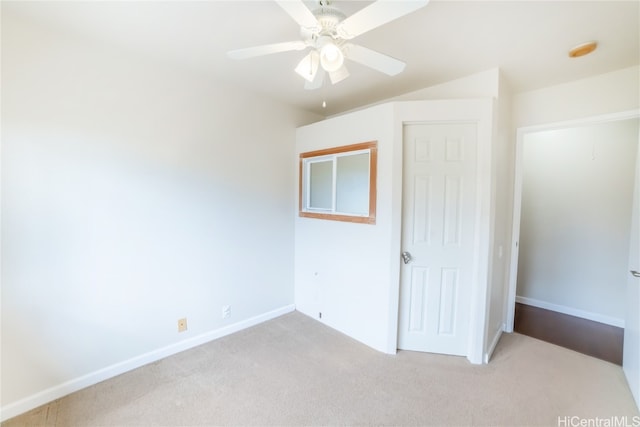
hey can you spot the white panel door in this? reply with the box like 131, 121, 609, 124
398, 123, 477, 356
624, 139, 640, 408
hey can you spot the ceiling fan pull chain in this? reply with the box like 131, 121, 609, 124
322, 80, 327, 108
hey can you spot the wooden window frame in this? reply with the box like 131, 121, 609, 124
299, 141, 377, 225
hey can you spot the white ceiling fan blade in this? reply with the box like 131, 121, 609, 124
305, 68, 325, 90
344, 43, 406, 76
337, 0, 429, 40
329, 65, 350, 85
295, 51, 320, 83
275, 0, 320, 31
227, 41, 306, 60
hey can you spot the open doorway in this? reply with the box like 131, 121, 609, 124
507, 112, 639, 365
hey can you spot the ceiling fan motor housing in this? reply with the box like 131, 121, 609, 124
301, 4, 346, 43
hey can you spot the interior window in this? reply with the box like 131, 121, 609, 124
299, 141, 377, 224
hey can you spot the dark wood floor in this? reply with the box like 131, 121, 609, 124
514, 303, 624, 365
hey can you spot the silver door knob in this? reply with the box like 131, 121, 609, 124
401, 251, 413, 264
631, 270, 640, 278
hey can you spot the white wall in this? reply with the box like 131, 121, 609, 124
1, 10, 320, 418
294, 104, 396, 353
513, 66, 640, 128
517, 120, 639, 323
331, 68, 502, 118
390, 68, 501, 102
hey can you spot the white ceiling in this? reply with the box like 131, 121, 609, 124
4, 0, 639, 116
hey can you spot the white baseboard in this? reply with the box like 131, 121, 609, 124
484, 325, 504, 363
0, 304, 296, 422
515, 296, 624, 328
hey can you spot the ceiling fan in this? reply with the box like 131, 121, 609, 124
227, 0, 429, 90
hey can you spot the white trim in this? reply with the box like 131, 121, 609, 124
515, 296, 624, 328
515, 110, 640, 135
0, 305, 296, 422
467, 99, 495, 365
484, 326, 504, 363
505, 125, 525, 333
506, 109, 640, 332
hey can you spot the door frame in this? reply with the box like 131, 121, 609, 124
390, 99, 494, 364
505, 109, 640, 332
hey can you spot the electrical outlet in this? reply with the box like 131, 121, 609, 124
222, 305, 231, 319
177, 318, 187, 332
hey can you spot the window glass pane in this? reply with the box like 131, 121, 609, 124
309, 160, 333, 210
336, 152, 369, 215
299, 141, 376, 224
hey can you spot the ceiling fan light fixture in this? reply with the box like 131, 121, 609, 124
320, 42, 344, 72
229, 0, 431, 89
295, 51, 320, 82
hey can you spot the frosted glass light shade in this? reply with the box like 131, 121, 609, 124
295, 51, 320, 82
320, 43, 344, 72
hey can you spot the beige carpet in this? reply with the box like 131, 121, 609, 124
4, 311, 639, 426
